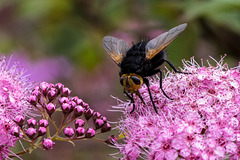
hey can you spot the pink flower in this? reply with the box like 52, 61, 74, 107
0, 116, 18, 159
113, 56, 240, 159
0, 56, 33, 119
0, 55, 34, 159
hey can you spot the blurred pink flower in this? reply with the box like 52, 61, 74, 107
7, 53, 73, 82
113, 56, 240, 159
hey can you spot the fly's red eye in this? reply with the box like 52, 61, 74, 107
131, 76, 141, 85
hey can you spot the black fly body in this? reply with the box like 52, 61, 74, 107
103, 23, 188, 114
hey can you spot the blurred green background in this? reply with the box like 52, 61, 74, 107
1, 0, 239, 159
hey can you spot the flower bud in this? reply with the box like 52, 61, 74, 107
27, 118, 37, 127
102, 116, 107, 122
85, 128, 95, 138
26, 127, 37, 139
38, 127, 47, 136
76, 127, 85, 137
74, 105, 84, 117
55, 83, 64, 93
28, 95, 38, 105
95, 119, 104, 129
10, 126, 20, 137
59, 97, 69, 104
14, 115, 25, 127
39, 119, 49, 127
75, 119, 85, 128
39, 82, 49, 96
71, 97, 83, 106
42, 138, 54, 150
82, 102, 89, 109
46, 103, 56, 116
61, 87, 71, 97
64, 127, 75, 138
84, 108, 94, 120
105, 135, 117, 145
61, 103, 71, 114
47, 88, 57, 101
101, 122, 111, 133
69, 100, 76, 110
92, 112, 101, 122
32, 88, 41, 99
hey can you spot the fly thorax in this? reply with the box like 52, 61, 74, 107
120, 73, 143, 93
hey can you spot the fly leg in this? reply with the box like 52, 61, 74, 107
123, 90, 135, 113
146, 69, 173, 100
136, 90, 145, 105
143, 78, 158, 114
165, 59, 190, 74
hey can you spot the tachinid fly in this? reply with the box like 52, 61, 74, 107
103, 23, 188, 114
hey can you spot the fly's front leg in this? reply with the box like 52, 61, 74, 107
123, 90, 135, 113
136, 90, 145, 105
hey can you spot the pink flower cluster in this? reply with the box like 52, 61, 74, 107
113, 57, 240, 160
0, 117, 18, 160
0, 56, 33, 159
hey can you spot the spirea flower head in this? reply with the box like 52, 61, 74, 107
112, 56, 240, 160
0, 56, 33, 119
0, 55, 33, 159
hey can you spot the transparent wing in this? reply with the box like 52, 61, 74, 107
145, 23, 187, 60
103, 36, 129, 65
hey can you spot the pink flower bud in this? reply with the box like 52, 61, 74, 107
101, 122, 111, 133
14, 115, 25, 127
82, 102, 89, 109
75, 119, 85, 128
95, 119, 104, 129
10, 126, 20, 137
71, 97, 83, 106
61, 87, 71, 97
55, 83, 64, 92
92, 112, 101, 122
39, 119, 49, 127
38, 127, 47, 136
61, 103, 71, 114
69, 100, 76, 110
74, 105, 84, 117
28, 95, 38, 105
27, 118, 37, 127
85, 128, 95, 138
76, 127, 85, 137
105, 135, 117, 145
46, 103, 56, 116
42, 138, 54, 150
40, 82, 49, 96
26, 127, 37, 139
59, 97, 69, 104
47, 88, 58, 101
84, 108, 94, 120
64, 127, 75, 138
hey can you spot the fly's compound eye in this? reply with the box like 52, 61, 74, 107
131, 76, 141, 85
120, 77, 124, 86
